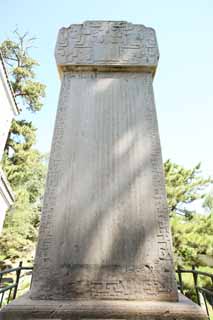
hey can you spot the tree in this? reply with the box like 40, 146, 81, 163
164, 160, 213, 268
164, 160, 211, 217
203, 191, 213, 214
0, 30, 45, 159
0, 30, 47, 263
171, 213, 213, 266
0, 30, 45, 111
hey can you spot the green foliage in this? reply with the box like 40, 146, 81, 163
0, 192, 39, 262
0, 30, 47, 264
2, 149, 47, 203
0, 30, 45, 112
0, 30, 45, 159
0, 150, 47, 262
171, 214, 213, 266
6, 119, 36, 153
203, 191, 213, 214
164, 160, 211, 217
165, 161, 213, 304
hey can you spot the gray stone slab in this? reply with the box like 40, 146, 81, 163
30, 69, 177, 301
26, 23, 176, 302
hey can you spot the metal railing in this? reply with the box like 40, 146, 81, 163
0, 262, 33, 308
176, 265, 213, 319
0, 262, 213, 319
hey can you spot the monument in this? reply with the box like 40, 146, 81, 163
0, 21, 207, 319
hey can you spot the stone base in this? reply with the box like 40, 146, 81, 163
0, 293, 207, 320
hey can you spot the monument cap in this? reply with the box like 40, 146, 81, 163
55, 21, 159, 76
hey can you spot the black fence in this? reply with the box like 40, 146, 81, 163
0, 263, 213, 319
176, 265, 213, 319
0, 262, 32, 308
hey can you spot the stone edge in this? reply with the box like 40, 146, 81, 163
0, 293, 207, 319
56, 65, 157, 79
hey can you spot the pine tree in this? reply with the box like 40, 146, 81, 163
164, 160, 211, 217
165, 161, 213, 270
0, 30, 45, 168
171, 213, 213, 266
0, 30, 47, 263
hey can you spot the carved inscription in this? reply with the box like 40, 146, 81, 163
31, 71, 178, 301
32, 75, 71, 289
55, 21, 159, 68
145, 74, 177, 296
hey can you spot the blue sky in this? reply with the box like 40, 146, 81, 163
1, 0, 213, 176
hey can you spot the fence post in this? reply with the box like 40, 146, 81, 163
192, 265, 201, 306
177, 265, 184, 294
12, 261, 22, 300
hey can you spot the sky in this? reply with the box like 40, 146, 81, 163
1, 0, 213, 177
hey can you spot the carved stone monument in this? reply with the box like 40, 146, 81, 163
0, 21, 207, 320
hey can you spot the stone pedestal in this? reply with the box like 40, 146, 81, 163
0, 21, 207, 320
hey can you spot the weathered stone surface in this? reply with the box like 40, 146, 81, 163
0, 21, 208, 320
29, 70, 177, 301
55, 21, 159, 75
0, 293, 207, 320
27, 23, 175, 302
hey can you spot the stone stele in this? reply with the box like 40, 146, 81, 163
0, 21, 207, 320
